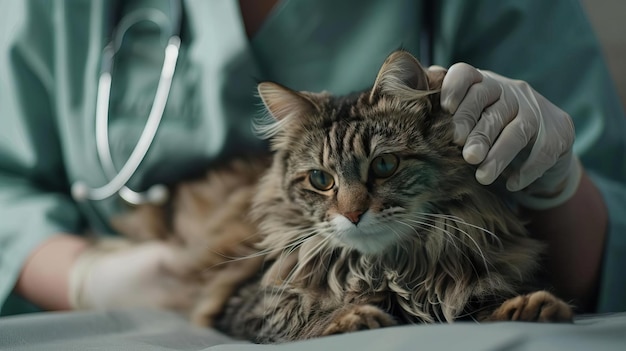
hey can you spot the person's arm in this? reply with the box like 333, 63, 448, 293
526, 171, 607, 312
0, 2, 87, 314
435, 0, 626, 312
1, 2, 206, 315
14, 235, 89, 311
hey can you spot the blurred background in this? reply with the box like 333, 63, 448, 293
582, 0, 626, 110
1, 1, 623, 109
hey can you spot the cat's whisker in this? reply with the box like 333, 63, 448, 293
413, 214, 495, 268
388, 216, 482, 295
390, 217, 467, 278
263, 227, 324, 305
379, 218, 479, 321
287, 234, 334, 283
196, 228, 319, 274
266, 248, 327, 321
266, 227, 333, 316
404, 212, 502, 248
416, 215, 504, 294
389, 218, 420, 238
378, 222, 407, 249
395, 215, 463, 258
397, 215, 463, 254
400, 216, 492, 280
263, 241, 304, 321
405, 213, 496, 262
416, 212, 503, 249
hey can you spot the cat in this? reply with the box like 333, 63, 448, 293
113, 50, 573, 344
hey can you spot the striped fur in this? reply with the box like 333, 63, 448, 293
216, 51, 566, 343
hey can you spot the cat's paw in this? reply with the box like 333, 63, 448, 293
489, 290, 573, 322
322, 305, 396, 336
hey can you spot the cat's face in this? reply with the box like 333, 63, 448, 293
258, 51, 468, 254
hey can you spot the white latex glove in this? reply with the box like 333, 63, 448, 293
69, 238, 200, 312
439, 63, 582, 210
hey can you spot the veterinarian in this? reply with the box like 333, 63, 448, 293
0, 0, 624, 317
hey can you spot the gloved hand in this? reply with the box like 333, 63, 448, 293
69, 238, 200, 312
438, 63, 582, 210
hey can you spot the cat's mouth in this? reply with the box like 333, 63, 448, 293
330, 212, 413, 254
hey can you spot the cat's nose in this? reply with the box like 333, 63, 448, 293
343, 210, 364, 224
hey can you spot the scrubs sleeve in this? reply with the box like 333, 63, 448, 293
0, 2, 84, 311
435, 0, 626, 312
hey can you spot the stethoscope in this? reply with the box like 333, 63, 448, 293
71, 1, 182, 206
70, 0, 434, 207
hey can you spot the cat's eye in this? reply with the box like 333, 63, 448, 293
370, 154, 399, 178
309, 170, 335, 191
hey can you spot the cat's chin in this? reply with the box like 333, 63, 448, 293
330, 213, 409, 255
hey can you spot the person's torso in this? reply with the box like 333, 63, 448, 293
52, 0, 428, 233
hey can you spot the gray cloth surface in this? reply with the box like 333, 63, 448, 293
1, 309, 625, 350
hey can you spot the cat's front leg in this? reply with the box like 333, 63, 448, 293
319, 304, 397, 336
217, 282, 325, 343
218, 281, 396, 343
487, 290, 573, 322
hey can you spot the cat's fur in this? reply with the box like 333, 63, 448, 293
113, 50, 572, 343
112, 159, 268, 326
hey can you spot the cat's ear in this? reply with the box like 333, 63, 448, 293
369, 50, 435, 103
257, 82, 318, 121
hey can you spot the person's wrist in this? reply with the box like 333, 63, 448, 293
15, 234, 90, 310
513, 155, 583, 210
68, 238, 134, 309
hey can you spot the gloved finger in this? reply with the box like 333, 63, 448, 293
505, 132, 558, 191
475, 116, 536, 185
450, 76, 502, 145
462, 91, 519, 165
426, 65, 447, 90
427, 65, 447, 72
441, 62, 483, 114
506, 114, 574, 191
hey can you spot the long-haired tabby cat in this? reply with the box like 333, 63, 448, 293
113, 50, 573, 343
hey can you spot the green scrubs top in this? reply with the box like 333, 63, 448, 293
1, 0, 624, 315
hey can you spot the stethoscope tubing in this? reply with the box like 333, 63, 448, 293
89, 36, 180, 201
71, 4, 181, 205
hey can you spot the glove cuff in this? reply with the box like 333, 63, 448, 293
68, 238, 133, 309
513, 156, 583, 210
